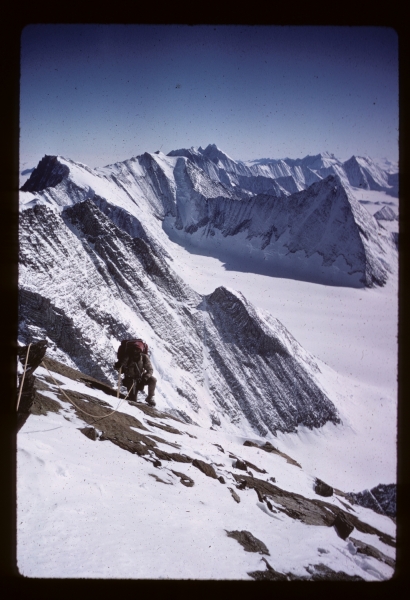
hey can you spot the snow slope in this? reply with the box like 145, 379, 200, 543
17, 360, 396, 580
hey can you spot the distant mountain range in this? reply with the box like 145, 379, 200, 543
168, 145, 398, 198
21, 145, 397, 289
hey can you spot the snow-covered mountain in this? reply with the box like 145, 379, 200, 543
18, 146, 398, 432
17, 144, 398, 579
20, 149, 397, 289
167, 174, 395, 288
183, 145, 399, 197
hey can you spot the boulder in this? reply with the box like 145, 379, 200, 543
79, 426, 98, 441
192, 458, 218, 479
170, 470, 195, 488
226, 530, 270, 555
233, 459, 248, 471
228, 488, 241, 503
314, 478, 333, 497
333, 512, 354, 540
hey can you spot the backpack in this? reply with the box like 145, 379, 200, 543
117, 339, 149, 362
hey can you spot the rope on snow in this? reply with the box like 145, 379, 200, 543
41, 359, 135, 423
16, 343, 32, 412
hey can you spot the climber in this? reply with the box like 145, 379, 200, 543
114, 340, 157, 407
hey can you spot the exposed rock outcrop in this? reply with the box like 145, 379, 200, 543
192, 459, 218, 479
348, 484, 396, 518
226, 530, 270, 555
314, 478, 333, 497
18, 355, 396, 581
248, 558, 365, 581
333, 512, 354, 540
232, 473, 395, 547
21, 156, 70, 193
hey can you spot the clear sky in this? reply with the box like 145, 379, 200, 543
20, 24, 398, 171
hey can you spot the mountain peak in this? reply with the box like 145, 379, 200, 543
198, 144, 235, 163
20, 155, 70, 193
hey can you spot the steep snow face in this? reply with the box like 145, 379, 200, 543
165, 175, 396, 288
343, 156, 392, 192
18, 200, 339, 436
18, 201, 202, 387
173, 157, 240, 232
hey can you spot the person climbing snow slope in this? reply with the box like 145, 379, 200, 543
114, 339, 157, 407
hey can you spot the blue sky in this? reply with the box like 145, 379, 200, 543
20, 25, 398, 170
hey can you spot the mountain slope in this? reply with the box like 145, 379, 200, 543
16, 353, 396, 580
19, 199, 340, 435
166, 174, 395, 287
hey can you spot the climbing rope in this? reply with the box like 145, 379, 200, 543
16, 343, 32, 412
41, 359, 135, 423
117, 366, 122, 398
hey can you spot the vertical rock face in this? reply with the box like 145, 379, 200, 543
20, 156, 70, 193
18, 197, 340, 435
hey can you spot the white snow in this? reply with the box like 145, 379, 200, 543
17, 366, 396, 580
